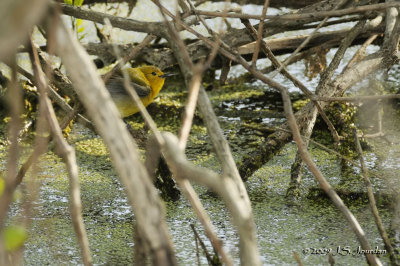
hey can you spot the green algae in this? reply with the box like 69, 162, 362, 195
0, 76, 399, 265
246, 142, 391, 265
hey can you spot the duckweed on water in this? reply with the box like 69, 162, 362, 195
0, 77, 398, 265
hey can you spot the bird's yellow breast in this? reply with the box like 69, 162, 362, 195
106, 65, 166, 118
115, 94, 157, 118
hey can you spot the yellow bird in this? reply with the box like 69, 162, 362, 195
106, 65, 173, 118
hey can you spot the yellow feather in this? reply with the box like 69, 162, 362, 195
106, 66, 167, 118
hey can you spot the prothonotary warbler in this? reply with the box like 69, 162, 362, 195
106, 65, 174, 117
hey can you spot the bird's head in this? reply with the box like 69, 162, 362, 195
137, 66, 166, 93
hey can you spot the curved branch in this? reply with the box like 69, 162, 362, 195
51, 11, 177, 266
60, 3, 164, 35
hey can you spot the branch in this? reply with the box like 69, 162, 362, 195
242, 19, 340, 146
50, 9, 177, 265
57, 0, 321, 9
250, 0, 270, 67
83, 15, 383, 70
279, 87, 382, 266
60, 3, 164, 35
15, 65, 94, 131
311, 94, 400, 102
193, 2, 400, 21
29, 37, 93, 266
154, 2, 261, 264
0, 66, 23, 231
317, 19, 367, 93
354, 130, 397, 265
169, 11, 384, 262
161, 132, 259, 265
0, 0, 48, 62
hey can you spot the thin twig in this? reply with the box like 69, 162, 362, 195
149, 3, 235, 264
177, 0, 228, 147
16, 64, 94, 131
152, 0, 193, 69
162, 15, 381, 263
102, 34, 156, 83
293, 251, 304, 266
251, 0, 270, 68
343, 34, 378, 72
242, 19, 341, 147
185, 0, 223, 71
279, 86, 382, 266
270, 126, 360, 168
158, 4, 261, 265
316, 19, 367, 93
161, 132, 258, 265
190, 224, 214, 265
328, 253, 335, 266
30, 34, 93, 266
177, 0, 190, 14
178, 65, 202, 150
194, 229, 201, 266
14, 101, 82, 191
0, 62, 24, 265
105, 15, 233, 266
60, 3, 164, 35
353, 129, 397, 265
269, 0, 348, 79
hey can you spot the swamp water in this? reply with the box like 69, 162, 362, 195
1, 75, 399, 265
1, 1, 400, 265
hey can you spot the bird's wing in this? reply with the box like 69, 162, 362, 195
107, 75, 151, 98
126, 68, 150, 88
131, 82, 152, 98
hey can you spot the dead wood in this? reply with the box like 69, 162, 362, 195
56, 0, 321, 9
50, 12, 177, 266
84, 23, 384, 69
239, 50, 399, 179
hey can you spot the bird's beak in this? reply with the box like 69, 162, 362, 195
159, 73, 178, 78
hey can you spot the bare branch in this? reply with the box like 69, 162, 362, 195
102, 34, 156, 83
251, 0, 270, 68
242, 19, 341, 147
193, 2, 400, 21
354, 129, 397, 265
0, 64, 23, 265
50, 10, 177, 265
29, 37, 93, 266
15, 65, 94, 131
343, 34, 379, 71
311, 94, 400, 102
279, 87, 382, 266
161, 132, 259, 265
269, 0, 348, 79
0, 0, 48, 62
60, 3, 164, 35
154, 2, 260, 264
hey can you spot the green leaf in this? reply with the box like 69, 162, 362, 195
76, 19, 82, 27
74, 0, 84, 6
3, 226, 28, 251
64, 0, 73, 5
78, 33, 87, 41
0, 178, 4, 196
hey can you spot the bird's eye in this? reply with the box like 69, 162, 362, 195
151, 71, 157, 76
